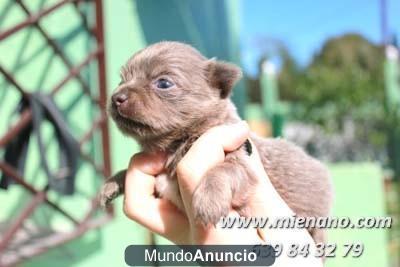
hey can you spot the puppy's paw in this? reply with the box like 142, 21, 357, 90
99, 180, 121, 208
98, 169, 126, 208
192, 185, 230, 226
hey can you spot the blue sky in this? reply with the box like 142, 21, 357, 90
240, 0, 400, 76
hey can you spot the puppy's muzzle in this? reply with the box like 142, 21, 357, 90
112, 92, 128, 106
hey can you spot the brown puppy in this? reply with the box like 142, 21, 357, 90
100, 41, 333, 244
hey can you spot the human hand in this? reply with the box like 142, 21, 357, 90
122, 121, 259, 245
122, 121, 323, 266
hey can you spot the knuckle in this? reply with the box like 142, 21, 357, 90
201, 128, 221, 142
129, 152, 145, 166
123, 198, 138, 219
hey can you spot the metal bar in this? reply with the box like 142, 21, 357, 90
0, 118, 106, 178
0, 2, 113, 265
15, 0, 93, 98
0, 162, 79, 225
0, 0, 77, 42
0, 191, 46, 254
94, 0, 111, 178
0, 115, 105, 178
1, 117, 106, 177
81, 197, 99, 222
79, 114, 105, 146
0, 214, 112, 267
50, 47, 101, 103
0, 64, 28, 97
73, 0, 95, 36
80, 150, 106, 176
0, 109, 31, 147
0, 49, 101, 148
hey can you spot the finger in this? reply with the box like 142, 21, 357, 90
177, 121, 249, 197
128, 151, 166, 175
125, 152, 165, 199
125, 197, 190, 244
123, 152, 190, 242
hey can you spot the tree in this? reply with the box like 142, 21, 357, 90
293, 34, 384, 129
250, 33, 387, 160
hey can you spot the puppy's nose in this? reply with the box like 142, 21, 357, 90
112, 93, 128, 106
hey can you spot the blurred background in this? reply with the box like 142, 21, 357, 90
0, 0, 398, 266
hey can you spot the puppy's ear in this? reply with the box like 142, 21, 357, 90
206, 59, 242, 98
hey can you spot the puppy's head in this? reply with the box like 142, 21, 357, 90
109, 41, 242, 144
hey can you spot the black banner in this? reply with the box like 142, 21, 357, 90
125, 244, 276, 266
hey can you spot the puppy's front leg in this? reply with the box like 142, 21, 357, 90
99, 169, 127, 207
192, 156, 251, 225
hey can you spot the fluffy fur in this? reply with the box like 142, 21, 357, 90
99, 41, 333, 244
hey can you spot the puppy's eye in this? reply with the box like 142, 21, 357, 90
156, 78, 174, 89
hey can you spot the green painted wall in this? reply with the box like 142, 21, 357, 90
326, 163, 389, 267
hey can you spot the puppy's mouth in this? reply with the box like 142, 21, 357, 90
116, 113, 149, 128
110, 103, 150, 130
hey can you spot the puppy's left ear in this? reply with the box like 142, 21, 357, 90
206, 59, 242, 98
